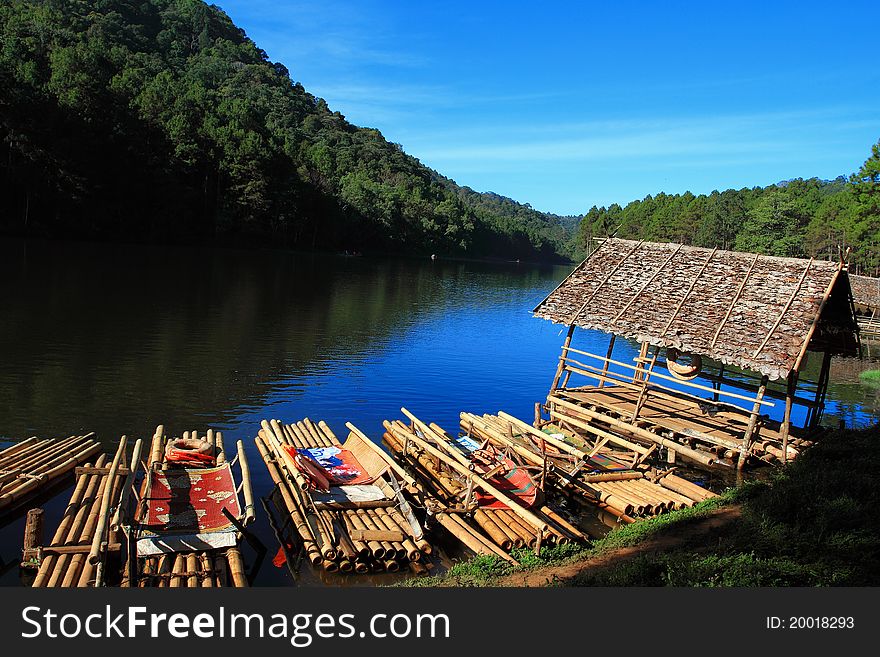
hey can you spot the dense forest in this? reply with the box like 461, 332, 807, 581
0, 0, 578, 261
578, 140, 880, 274
2, 1, 878, 267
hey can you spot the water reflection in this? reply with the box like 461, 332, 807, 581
1, 237, 877, 586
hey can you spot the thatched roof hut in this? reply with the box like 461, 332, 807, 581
534, 239, 859, 381
848, 274, 880, 314
534, 239, 861, 469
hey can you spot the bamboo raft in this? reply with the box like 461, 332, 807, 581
123, 426, 253, 588
382, 409, 588, 562
23, 437, 130, 587
0, 433, 101, 519
256, 417, 433, 575
459, 411, 717, 522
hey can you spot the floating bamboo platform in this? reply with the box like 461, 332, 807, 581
24, 437, 130, 587
459, 411, 717, 523
256, 417, 433, 575
382, 409, 588, 562
0, 433, 101, 519
547, 386, 813, 468
123, 426, 253, 588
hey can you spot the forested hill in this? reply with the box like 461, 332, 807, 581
0, 0, 578, 262
579, 141, 880, 274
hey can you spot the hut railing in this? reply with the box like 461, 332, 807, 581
555, 345, 774, 413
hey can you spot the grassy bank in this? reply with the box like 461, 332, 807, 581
405, 425, 880, 587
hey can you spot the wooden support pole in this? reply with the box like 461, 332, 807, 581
811, 351, 832, 429
738, 376, 768, 470
551, 324, 576, 391
781, 371, 798, 464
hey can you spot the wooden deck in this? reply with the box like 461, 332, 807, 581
549, 384, 809, 465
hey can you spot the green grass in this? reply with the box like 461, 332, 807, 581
403, 425, 880, 587
574, 425, 880, 586
859, 369, 880, 385
398, 542, 589, 588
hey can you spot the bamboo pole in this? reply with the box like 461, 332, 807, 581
540, 506, 589, 541
345, 422, 419, 489
497, 410, 590, 461
398, 413, 549, 537
0, 439, 102, 513
255, 436, 322, 565
657, 473, 716, 502
563, 346, 776, 408
149, 426, 165, 470
226, 547, 247, 587
236, 439, 255, 525
31, 456, 103, 587
88, 437, 127, 565
185, 553, 198, 588
216, 431, 226, 465
40, 458, 108, 587
551, 325, 577, 391
111, 438, 144, 532
435, 512, 516, 564
737, 376, 768, 470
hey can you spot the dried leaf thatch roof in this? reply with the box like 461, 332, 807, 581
848, 274, 880, 312
534, 239, 859, 380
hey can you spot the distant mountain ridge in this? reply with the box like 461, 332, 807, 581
0, 0, 578, 261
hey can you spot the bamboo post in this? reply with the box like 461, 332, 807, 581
216, 431, 227, 465
226, 548, 247, 587
236, 440, 255, 525
810, 351, 832, 428
551, 324, 576, 391
149, 426, 164, 470
630, 344, 660, 421
21, 508, 44, 568
738, 376, 768, 470
780, 371, 798, 464
597, 334, 616, 388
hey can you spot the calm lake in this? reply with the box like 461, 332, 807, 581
1, 238, 878, 585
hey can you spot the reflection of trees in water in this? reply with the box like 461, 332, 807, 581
0, 239, 566, 442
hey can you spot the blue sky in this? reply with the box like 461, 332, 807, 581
218, 1, 880, 216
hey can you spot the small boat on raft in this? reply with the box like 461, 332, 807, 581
382, 408, 589, 562
255, 417, 433, 575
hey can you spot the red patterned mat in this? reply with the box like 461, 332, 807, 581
140, 464, 241, 535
